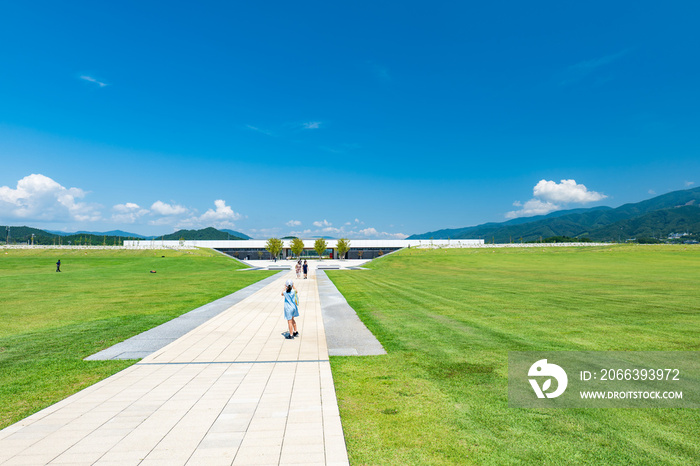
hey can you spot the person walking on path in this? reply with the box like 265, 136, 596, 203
303, 260, 308, 279
295, 260, 301, 278
281, 279, 299, 339
56, 259, 61, 272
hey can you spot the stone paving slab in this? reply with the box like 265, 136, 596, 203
0, 268, 349, 466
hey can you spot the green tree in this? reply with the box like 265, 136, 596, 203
314, 238, 327, 259
336, 238, 350, 259
291, 238, 304, 258
266, 237, 284, 260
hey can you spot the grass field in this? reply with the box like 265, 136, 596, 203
0, 248, 273, 429
326, 245, 700, 465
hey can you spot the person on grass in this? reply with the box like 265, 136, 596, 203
281, 279, 299, 339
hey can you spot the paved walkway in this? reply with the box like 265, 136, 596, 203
0, 268, 349, 465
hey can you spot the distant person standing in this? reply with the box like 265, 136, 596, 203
295, 260, 301, 278
302, 260, 308, 279
56, 259, 61, 272
281, 279, 299, 339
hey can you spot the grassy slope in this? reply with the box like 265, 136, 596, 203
0, 248, 273, 428
326, 245, 700, 465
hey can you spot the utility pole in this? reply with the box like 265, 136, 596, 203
6, 226, 9, 244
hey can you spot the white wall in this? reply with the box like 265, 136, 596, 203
123, 239, 486, 249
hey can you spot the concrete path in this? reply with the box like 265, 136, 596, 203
85, 273, 284, 361
316, 271, 386, 357
0, 268, 349, 465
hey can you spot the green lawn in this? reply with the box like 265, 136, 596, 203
0, 248, 273, 428
326, 245, 700, 465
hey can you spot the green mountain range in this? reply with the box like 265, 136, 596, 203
160, 227, 247, 241
0, 226, 249, 245
408, 187, 700, 242
0, 226, 132, 246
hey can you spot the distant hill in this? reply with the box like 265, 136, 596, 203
408, 187, 700, 242
76, 230, 148, 238
1, 226, 248, 245
2, 225, 57, 243
409, 206, 613, 241
221, 229, 251, 240
161, 227, 246, 241
1, 226, 129, 246
53, 230, 148, 238
589, 204, 700, 241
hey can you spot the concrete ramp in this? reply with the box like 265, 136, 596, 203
316, 270, 386, 357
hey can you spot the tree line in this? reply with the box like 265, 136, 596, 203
265, 238, 351, 259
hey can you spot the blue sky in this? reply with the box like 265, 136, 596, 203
1, 2, 699, 238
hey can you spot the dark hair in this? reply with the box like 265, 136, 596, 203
286, 285, 292, 293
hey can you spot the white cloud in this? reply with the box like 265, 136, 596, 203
289, 229, 312, 236
150, 200, 189, 216
114, 202, 141, 212
648, 189, 656, 195
506, 199, 561, 219
288, 218, 406, 240
173, 199, 242, 230
358, 227, 408, 239
360, 228, 408, 239
80, 75, 108, 87
286, 220, 302, 227
685, 181, 695, 187
0, 174, 101, 222
199, 199, 241, 224
533, 179, 607, 204
507, 179, 607, 219
112, 203, 149, 224
247, 227, 281, 238
302, 121, 322, 130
